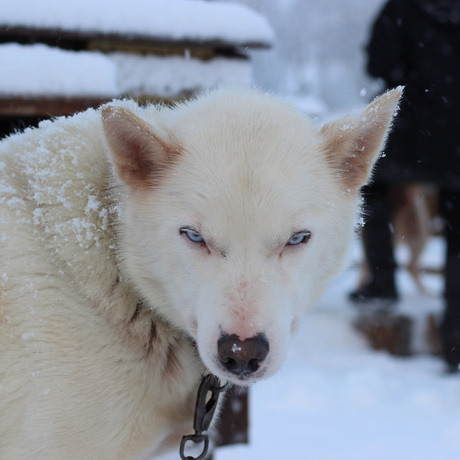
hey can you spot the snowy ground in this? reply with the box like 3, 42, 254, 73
209, 237, 460, 460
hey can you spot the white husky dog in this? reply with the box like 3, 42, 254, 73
0, 87, 401, 459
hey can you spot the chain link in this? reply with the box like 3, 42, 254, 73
180, 374, 231, 460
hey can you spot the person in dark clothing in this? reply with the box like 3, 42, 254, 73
350, 0, 460, 371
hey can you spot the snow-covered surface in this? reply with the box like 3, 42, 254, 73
0, 43, 119, 97
0, 0, 264, 99
0, 43, 251, 98
112, 52, 251, 98
0, 0, 274, 47
208, 237, 460, 460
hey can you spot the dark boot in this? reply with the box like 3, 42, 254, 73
349, 271, 398, 305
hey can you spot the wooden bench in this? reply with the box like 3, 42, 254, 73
0, 1, 273, 122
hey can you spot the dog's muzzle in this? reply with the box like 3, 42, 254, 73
217, 333, 269, 378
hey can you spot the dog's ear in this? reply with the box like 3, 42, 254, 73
102, 106, 181, 189
320, 87, 403, 190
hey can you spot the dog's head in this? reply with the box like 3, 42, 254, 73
102, 88, 401, 385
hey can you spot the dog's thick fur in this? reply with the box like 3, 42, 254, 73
0, 87, 401, 459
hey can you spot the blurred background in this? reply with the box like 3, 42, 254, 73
234, 0, 385, 116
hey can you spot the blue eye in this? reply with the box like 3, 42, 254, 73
287, 231, 311, 246
180, 227, 205, 244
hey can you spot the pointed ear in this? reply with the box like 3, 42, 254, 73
101, 106, 181, 189
321, 87, 403, 190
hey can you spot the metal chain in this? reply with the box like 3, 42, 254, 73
180, 374, 232, 460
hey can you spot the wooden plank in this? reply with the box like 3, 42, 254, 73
0, 94, 199, 118
0, 26, 271, 51
213, 387, 249, 447
0, 97, 111, 117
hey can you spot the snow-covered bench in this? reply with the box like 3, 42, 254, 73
0, 0, 274, 118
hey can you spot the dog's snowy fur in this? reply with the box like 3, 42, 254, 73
0, 87, 401, 459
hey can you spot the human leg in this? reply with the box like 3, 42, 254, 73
349, 182, 398, 304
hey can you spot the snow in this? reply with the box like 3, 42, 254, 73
0, 43, 252, 98
0, 0, 274, 47
112, 53, 252, 98
0, 0, 268, 98
0, 43, 119, 97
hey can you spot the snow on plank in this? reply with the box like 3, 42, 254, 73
0, 0, 275, 49
0, 43, 252, 102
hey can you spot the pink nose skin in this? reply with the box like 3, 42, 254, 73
217, 333, 269, 378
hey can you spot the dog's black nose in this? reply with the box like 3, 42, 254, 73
217, 333, 269, 377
